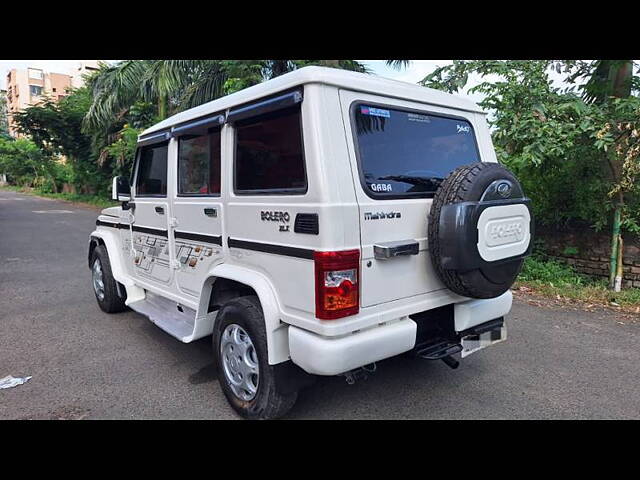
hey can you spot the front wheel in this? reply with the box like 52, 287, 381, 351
213, 296, 297, 420
91, 244, 127, 313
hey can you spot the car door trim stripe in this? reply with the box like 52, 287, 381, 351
96, 219, 121, 229
96, 220, 168, 238
227, 237, 314, 260
175, 230, 223, 246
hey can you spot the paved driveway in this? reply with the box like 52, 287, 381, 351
1, 189, 638, 419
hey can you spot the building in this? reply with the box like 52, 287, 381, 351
5, 61, 101, 137
70, 60, 101, 89
0, 88, 8, 136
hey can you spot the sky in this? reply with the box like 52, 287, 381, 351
0, 59, 442, 90
359, 60, 485, 102
360, 60, 583, 99
0, 59, 578, 103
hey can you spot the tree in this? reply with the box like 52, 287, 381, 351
568, 60, 636, 289
13, 88, 109, 194
82, 60, 369, 133
419, 60, 640, 290
8, 60, 371, 199
386, 60, 412, 70
0, 136, 57, 188
419, 61, 605, 221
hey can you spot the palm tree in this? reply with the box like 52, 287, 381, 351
386, 60, 412, 70
82, 60, 227, 132
83, 59, 369, 133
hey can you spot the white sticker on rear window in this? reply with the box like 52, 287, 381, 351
370, 183, 392, 192
456, 124, 470, 133
361, 106, 390, 118
407, 113, 431, 123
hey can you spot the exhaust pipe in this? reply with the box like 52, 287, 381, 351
342, 363, 377, 385
441, 355, 459, 369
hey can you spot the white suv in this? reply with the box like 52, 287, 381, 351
88, 66, 532, 419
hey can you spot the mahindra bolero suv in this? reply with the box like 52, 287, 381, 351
88, 66, 532, 419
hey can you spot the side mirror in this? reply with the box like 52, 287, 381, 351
112, 176, 131, 202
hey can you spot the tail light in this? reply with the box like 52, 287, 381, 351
314, 249, 360, 320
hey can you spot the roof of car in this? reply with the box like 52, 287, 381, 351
141, 66, 485, 136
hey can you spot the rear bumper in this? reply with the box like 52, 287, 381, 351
288, 291, 513, 376
289, 319, 417, 376
454, 290, 512, 332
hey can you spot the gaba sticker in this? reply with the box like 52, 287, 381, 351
370, 183, 392, 192
361, 106, 390, 118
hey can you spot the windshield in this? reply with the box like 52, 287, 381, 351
353, 104, 481, 197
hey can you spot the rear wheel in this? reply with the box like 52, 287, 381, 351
91, 244, 126, 313
213, 296, 297, 420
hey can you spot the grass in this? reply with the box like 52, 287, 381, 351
515, 255, 640, 309
0, 185, 117, 209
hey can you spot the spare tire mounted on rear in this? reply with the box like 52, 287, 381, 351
428, 162, 533, 299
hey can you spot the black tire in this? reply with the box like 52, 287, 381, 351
90, 244, 127, 313
213, 296, 297, 420
428, 162, 526, 299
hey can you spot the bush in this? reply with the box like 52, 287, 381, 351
519, 256, 589, 286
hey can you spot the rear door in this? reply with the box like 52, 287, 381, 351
171, 126, 225, 299
339, 90, 483, 307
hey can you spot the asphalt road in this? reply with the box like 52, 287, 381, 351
1, 189, 639, 420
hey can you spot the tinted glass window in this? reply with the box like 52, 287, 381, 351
178, 130, 221, 195
235, 106, 306, 193
354, 104, 480, 197
135, 142, 168, 196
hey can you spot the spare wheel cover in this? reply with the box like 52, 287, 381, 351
428, 162, 533, 299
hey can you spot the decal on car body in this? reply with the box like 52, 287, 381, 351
364, 211, 402, 220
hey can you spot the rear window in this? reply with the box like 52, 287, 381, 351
178, 130, 221, 196
353, 104, 480, 198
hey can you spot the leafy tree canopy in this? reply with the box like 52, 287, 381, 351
421, 60, 640, 232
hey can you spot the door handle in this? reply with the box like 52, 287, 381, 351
203, 208, 217, 217
374, 240, 419, 260
155, 206, 164, 215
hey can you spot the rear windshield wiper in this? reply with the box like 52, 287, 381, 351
379, 175, 444, 188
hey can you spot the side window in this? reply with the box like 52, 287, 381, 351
234, 105, 306, 194
135, 142, 168, 196
177, 129, 221, 195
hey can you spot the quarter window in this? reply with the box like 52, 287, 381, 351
135, 142, 168, 196
178, 130, 222, 195
234, 106, 306, 194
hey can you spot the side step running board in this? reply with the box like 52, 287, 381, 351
128, 292, 200, 343
414, 340, 462, 369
